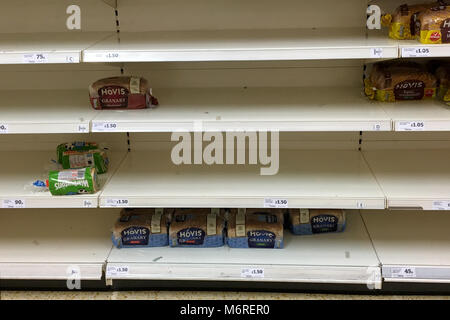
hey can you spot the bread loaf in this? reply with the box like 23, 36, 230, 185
415, 4, 450, 43
61, 149, 109, 174
289, 209, 346, 235
227, 209, 284, 249
385, 3, 439, 40
112, 208, 169, 248
169, 209, 225, 247
365, 60, 437, 102
436, 64, 450, 103
89, 76, 158, 110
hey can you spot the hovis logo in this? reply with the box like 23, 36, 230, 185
177, 227, 205, 245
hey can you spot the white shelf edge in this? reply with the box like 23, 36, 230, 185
0, 51, 80, 64
0, 263, 103, 280
383, 265, 450, 283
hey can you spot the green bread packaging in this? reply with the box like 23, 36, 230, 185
57, 142, 99, 164
48, 168, 98, 196
61, 149, 109, 174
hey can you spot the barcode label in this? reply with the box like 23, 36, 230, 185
58, 169, 86, 181
264, 198, 288, 208
2, 199, 26, 208
23, 53, 49, 64
0, 124, 8, 134
370, 48, 383, 58
433, 201, 450, 210
241, 268, 265, 279
77, 124, 88, 133
83, 200, 94, 208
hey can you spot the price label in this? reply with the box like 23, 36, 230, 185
264, 198, 288, 208
83, 200, 94, 208
402, 47, 431, 58
0, 124, 8, 134
77, 124, 88, 133
92, 122, 118, 132
23, 53, 49, 64
391, 267, 416, 278
433, 201, 450, 210
370, 47, 383, 58
373, 123, 382, 131
104, 52, 121, 60
397, 121, 425, 131
241, 268, 265, 279
65, 54, 79, 63
105, 198, 130, 207
2, 199, 26, 208
106, 265, 129, 277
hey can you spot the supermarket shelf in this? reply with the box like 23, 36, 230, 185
0, 151, 127, 208
0, 209, 117, 280
0, 90, 97, 134
363, 210, 450, 283
379, 100, 450, 132
106, 211, 381, 287
83, 28, 398, 62
100, 149, 386, 209
363, 149, 450, 210
399, 41, 450, 58
91, 87, 392, 132
0, 32, 114, 64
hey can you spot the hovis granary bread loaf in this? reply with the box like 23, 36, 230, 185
436, 64, 450, 103
415, 4, 450, 43
384, 2, 440, 40
169, 209, 225, 247
227, 209, 284, 249
289, 209, 346, 235
365, 60, 437, 102
89, 76, 158, 110
112, 208, 170, 248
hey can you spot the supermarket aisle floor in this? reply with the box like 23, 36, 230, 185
1, 291, 450, 300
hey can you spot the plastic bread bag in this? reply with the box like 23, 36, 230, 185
381, 2, 442, 40
415, 3, 450, 43
435, 63, 450, 104
112, 208, 170, 248
169, 208, 225, 247
365, 60, 437, 102
89, 76, 159, 110
57, 142, 99, 164
60, 149, 109, 174
226, 208, 284, 249
289, 209, 346, 235
32, 168, 98, 196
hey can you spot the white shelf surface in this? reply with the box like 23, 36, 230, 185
100, 149, 386, 209
106, 211, 381, 287
0, 151, 127, 208
0, 90, 97, 134
83, 28, 399, 62
379, 100, 450, 132
0, 209, 117, 280
0, 32, 114, 64
399, 41, 450, 58
363, 210, 450, 283
92, 87, 392, 132
363, 149, 450, 210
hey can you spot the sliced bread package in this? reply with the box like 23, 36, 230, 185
227, 208, 284, 249
365, 60, 437, 102
289, 209, 346, 235
47, 167, 98, 196
169, 208, 225, 247
112, 208, 170, 248
415, 4, 450, 43
57, 142, 99, 164
60, 149, 109, 174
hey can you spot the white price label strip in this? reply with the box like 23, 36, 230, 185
92, 122, 118, 132
433, 201, 450, 210
106, 266, 129, 277
0, 124, 8, 134
397, 121, 425, 131
241, 268, 264, 279
105, 198, 130, 207
370, 47, 383, 58
2, 199, 26, 208
402, 47, 431, 58
264, 198, 288, 208
391, 267, 416, 279
23, 53, 49, 64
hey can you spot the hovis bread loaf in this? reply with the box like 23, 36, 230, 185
227, 209, 284, 249
89, 76, 158, 110
415, 4, 450, 43
384, 2, 439, 40
365, 60, 437, 102
112, 208, 169, 248
169, 209, 225, 247
289, 209, 346, 235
